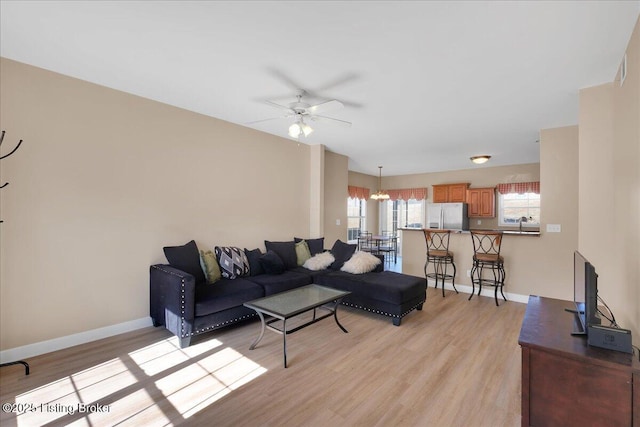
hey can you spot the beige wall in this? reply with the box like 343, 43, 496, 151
323, 150, 349, 246
0, 58, 316, 350
578, 16, 639, 338
539, 125, 580, 296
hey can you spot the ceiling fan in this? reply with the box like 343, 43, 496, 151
248, 91, 352, 138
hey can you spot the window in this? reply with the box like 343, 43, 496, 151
347, 197, 366, 242
380, 199, 425, 234
499, 192, 540, 227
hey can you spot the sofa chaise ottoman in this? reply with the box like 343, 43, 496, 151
314, 270, 426, 326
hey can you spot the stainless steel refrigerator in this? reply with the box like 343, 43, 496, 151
426, 203, 469, 230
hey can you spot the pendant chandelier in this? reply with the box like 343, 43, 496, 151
370, 166, 390, 200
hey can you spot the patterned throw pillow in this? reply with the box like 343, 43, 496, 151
214, 246, 250, 279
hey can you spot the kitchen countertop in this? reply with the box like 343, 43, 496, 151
399, 227, 540, 236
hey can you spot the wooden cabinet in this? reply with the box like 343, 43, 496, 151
432, 185, 449, 203
519, 296, 640, 427
467, 187, 496, 217
432, 183, 469, 203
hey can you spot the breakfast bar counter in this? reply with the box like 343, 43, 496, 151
399, 227, 550, 300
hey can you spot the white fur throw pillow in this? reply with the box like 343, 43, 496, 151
303, 251, 335, 271
341, 251, 381, 274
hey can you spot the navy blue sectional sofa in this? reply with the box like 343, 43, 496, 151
150, 239, 426, 348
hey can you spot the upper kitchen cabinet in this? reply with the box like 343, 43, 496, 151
432, 183, 470, 203
467, 187, 496, 217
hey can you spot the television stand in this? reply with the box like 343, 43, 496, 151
568, 310, 587, 335
519, 295, 639, 427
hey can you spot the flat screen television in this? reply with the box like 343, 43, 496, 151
572, 250, 601, 335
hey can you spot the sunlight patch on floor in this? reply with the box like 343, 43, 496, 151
155, 346, 267, 419
11, 337, 266, 426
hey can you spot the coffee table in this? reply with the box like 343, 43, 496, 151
243, 284, 351, 368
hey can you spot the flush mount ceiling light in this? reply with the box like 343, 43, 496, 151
370, 166, 390, 200
470, 155, 491, 164
288, 118, 313, 138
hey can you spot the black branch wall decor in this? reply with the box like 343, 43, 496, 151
0, 130, 24, 223
0, 130, 24, 189
0, 130, 30, 374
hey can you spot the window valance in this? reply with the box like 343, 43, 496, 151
386, 187, 428, 201
348, 185, 370, 200
497, 181, 540, 195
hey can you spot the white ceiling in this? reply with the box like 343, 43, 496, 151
1, 1, 638, 176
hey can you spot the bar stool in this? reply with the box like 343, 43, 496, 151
423, 229, 458, 297
469, 230, 506, 306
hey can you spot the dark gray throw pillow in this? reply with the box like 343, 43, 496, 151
264, 240, 297, 270
329, 239, 357, 270
294, 237, 325, 256
163, 240, 206, 283
260, 250, 286, 274
244, 248, 264, 276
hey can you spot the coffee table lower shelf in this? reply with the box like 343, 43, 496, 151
243, 285, 351, 368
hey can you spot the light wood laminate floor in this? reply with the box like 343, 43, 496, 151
1, 287, 526, 426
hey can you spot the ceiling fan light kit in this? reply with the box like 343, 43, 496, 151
470, 155, 491, 164
288, 119, 313, 138
371, 166, 390, 200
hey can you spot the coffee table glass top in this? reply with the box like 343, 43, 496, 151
244, 284, 350, 318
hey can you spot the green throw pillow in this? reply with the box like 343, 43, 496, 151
295, 240, 312, 266
200, 250, 222, 283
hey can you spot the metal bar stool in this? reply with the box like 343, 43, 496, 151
423, 229, 458, 297
469, 230, 506, 306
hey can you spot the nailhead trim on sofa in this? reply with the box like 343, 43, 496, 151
340, 301, 423, 319
191, 313, 257, 336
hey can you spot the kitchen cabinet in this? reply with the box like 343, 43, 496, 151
432, 183, 469, 203
467, 187, 495, 217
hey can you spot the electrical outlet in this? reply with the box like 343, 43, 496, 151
336, 219, 341, 226
546, 224, 561, 233
466, 270, 471, 277
477, 220, 482, 225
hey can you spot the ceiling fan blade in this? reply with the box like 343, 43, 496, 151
265, 100, 295, 113
310, 115, 352, 127
307, 100, 344, 114
245, 115, 293, 125
267, 68, 306, 93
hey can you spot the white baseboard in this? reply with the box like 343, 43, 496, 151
0, 317, 153, 363
428, 280, 529, 304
